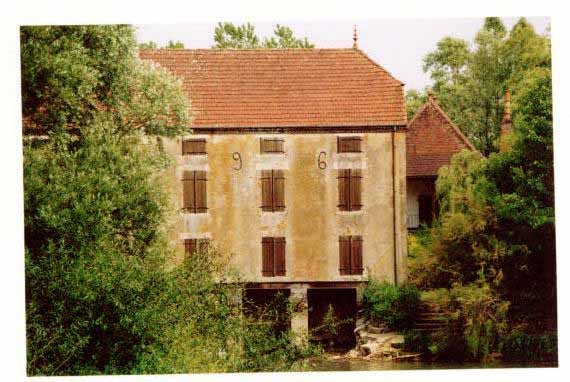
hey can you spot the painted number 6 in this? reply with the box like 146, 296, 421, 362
318, 151, 327, 170
232, 152, 242, 171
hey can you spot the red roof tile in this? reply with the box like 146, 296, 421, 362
139, 49, 406, 129
407, 97, 476, 177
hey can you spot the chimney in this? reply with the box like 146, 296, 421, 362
427, 91, 437, 102
499, 89, 513, 152
500, 90, 512, 136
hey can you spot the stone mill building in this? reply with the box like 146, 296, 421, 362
140, 43, 408, 345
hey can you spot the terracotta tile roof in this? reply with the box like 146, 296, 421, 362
139, 49, 406, 129
407, 96, 477, 177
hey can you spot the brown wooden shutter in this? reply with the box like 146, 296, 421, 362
261, 170, 273, 211
350, 169, 362, 211
195, 171, 208, 213
260, 138, 268, 153
182, 171, 195, 212
182, 139, 207, 155
262, 237, 274, 276
350, 137, 362, 152
273, 170, 285, 211
338, 137, 362, 153
274, 237, 286, 276
339, 236, 351, 275
351, 236, 363, 275
184, 239, 197, 257
260, 138, 284, 153
338, 169, 350, 211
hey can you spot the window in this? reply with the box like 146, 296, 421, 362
260, 138, 285, 154
337, 136, 362, 153
261, 170, 285, 212
339, 236, 363, 275
262, 237, 286, 277
182, 139, 207, 155
338, 169, 362, 211
184, 238, 210, 257
182, 170, 207, 213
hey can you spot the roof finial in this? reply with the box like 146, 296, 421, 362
353, 25, 358, 49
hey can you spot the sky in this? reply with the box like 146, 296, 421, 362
135, 17, 550, 91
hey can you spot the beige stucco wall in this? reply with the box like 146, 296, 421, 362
162, 131, 407, 285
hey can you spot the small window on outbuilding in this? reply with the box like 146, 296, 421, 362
182, 139, 207, 155
260, 138, 285, 154
337, 136, 362, 153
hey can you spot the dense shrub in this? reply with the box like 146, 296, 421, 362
361, 280, 420, 330
500, 330, 558, 364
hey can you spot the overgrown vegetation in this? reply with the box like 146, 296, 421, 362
362, 280, 420, 331
22, 25, 319, 375
405, 19, 556, 363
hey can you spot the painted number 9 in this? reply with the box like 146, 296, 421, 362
318, 151, 327, 170
232, 152, 242, 171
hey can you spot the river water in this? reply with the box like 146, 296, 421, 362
309, 356, 555, 372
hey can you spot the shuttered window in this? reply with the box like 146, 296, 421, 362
338, 169, 362, 211
184, 238, 210, 257
261, 170, 285, 212
337, 136, 362, 153
182, 170, 208, 213
339, 236, 363, 275
260, 138, 285, 154
262, 237, 286, 277
182, 139, 207, 155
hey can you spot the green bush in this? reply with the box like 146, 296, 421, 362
362, 280, 420, 330
500, 330, 557, 364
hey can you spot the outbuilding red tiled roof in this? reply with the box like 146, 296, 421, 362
139, 48, 406, 129
407, 96, 476, 177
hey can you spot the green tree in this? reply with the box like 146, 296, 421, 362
165, 40, 185, 48
213, 22, 314, 49
138, 40, 158, 49
262, 24, 314, 48
485, 68, 555, 324
21, 25, 188, 136
405, 89, 427, 120
423, 37, 470, 86
22, 24, 190, 375
422, 17, 550, 156
213, 22, 260, 49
